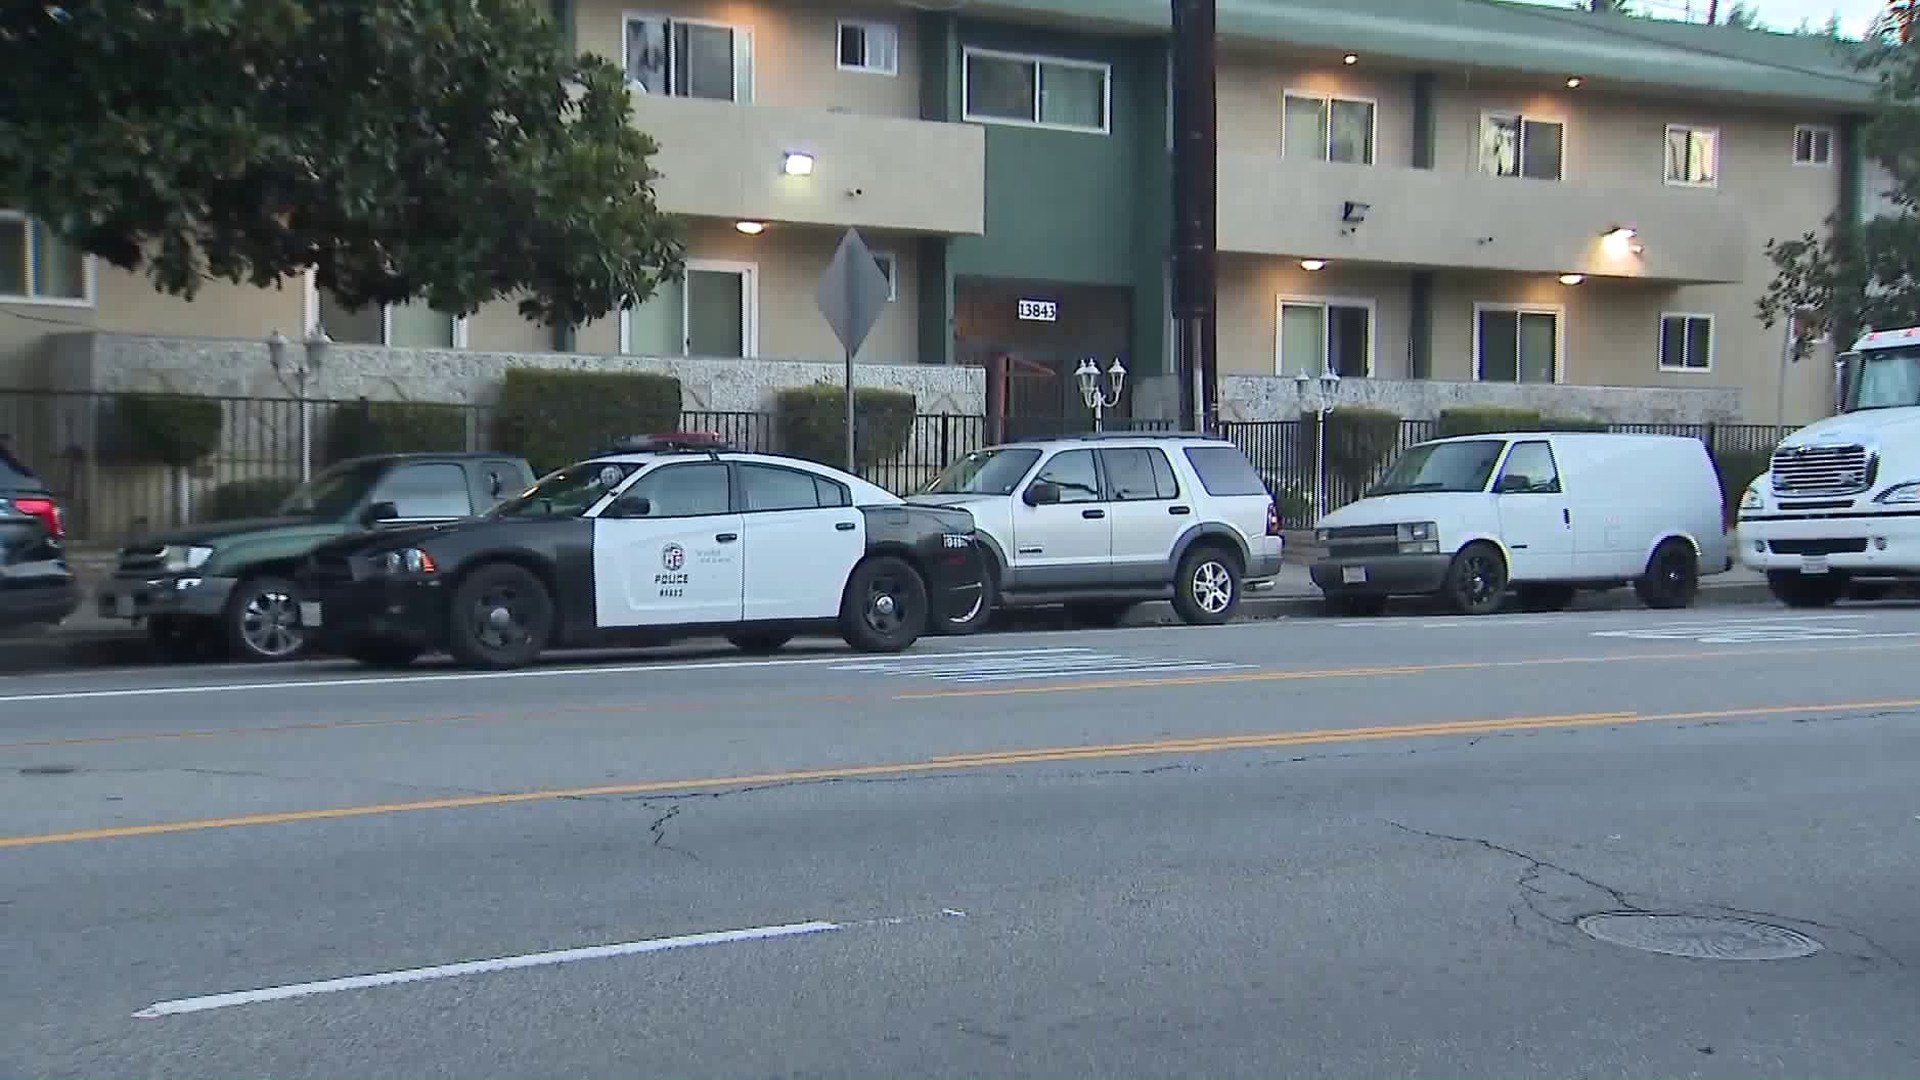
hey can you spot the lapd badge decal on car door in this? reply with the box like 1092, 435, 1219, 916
657, 543, 690, 597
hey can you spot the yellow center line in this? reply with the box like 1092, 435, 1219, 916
5, 697, 1917, 850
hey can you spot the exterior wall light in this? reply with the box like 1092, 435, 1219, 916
782, 151, 815, 177
1300, 259, 1327, 271
1601, 227, 1639, 257
1566, 76, 1583, 88
1342, 53, 1358, 65
735, 221, 766, 236
1559, 273, 1586, 285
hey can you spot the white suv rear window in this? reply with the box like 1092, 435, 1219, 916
1182, 446, 1265, 496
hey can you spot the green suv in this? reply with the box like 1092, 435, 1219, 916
96, 453, 534, 662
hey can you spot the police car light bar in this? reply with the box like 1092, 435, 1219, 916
603, 432, 734, 455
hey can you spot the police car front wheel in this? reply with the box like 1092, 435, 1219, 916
840, 555, 928, 653
448, 563, 554, 669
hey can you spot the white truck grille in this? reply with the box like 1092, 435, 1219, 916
1770, 443, 1871, 497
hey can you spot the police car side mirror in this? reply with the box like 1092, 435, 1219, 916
360, 501, 399, 528
1023, 482, 1061, 507
609, 494, 652, 518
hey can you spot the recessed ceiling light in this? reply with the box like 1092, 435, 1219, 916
735, 221, 766, 236
1559, 273, 1586, 286
1601, 226, 1637, 256
781, 151, 815, 177
1300, 259, 1327, 271
1342, 53, 1358, 65
1566, 76, 1583, 88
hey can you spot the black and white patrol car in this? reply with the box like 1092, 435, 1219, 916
293, 435, 986, 669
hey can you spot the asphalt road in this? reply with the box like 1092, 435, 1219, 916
3, 605, 1918, 1077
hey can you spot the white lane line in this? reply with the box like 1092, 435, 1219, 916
0, 647, 1093, 705
135, 918, 852, 1018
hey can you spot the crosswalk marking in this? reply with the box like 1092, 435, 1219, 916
833, 648, 1248, 683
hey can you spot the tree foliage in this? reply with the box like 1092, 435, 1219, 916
1759, 36, 1920, 352
0, 0, 685, 327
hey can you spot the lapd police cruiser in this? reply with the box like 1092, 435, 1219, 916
294, 434, 986, 669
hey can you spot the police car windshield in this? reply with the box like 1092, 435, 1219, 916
1370, 440, 1505, 495
1846, 347, 1920, 411
925, 448, 1042, 495
490, 461, 640, 518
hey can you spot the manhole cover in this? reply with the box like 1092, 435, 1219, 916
1577, 912, 1822, 960
19, 765, 77, 776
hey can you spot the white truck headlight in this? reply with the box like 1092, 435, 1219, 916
161, 545, 214, 572
1740, 484, 1764, 511
1874, 481, 1920, 505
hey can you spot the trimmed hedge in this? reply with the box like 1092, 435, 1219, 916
1262, 476, 1313, 527
199, 476, 300, 522
1433, 407, 1551, 438
1537, 415, 1610, 432
1298, 406, 1404, 490
776, 384, 917, 469
324, 400, 470, 465
1714, 447, 1772, 526
109, 394, 225, 467
492, 369, 682, 474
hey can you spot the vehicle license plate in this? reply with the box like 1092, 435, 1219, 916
299, 601, 323, 627
1342, 566, 1368, 584
113, 594, 134, 618
1800, 555, 1830, 575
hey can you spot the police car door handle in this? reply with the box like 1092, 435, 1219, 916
835, 522, 856, 531
715, 532, 738, 543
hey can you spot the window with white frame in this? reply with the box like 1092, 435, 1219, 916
1277, 298, 1374, 377
1659, 313, 1713, 372
0, 210, 89, 304
624, 15, 753, 102
1665, 125, 1718, 187
1281, 93, 1375, 165
837, 21, 897, 75
871, 251, 897, 302
1475, 305, 1560, 383
1794, 125, 1834, 166
1480, 113, 1563, 181
962, 48, 1109, 133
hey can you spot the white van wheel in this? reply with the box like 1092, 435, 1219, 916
1634, 539, 1699, 610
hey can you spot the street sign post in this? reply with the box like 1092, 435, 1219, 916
815, 228, 894, 472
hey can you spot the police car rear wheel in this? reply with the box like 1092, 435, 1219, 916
448, 563, 553, 669
841, 555, 927, 653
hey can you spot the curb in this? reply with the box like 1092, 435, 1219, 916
0, 582, 1780, 677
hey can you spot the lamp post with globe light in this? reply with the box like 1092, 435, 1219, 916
1076, 357, 1126, 433
1295, 368, 1342, 520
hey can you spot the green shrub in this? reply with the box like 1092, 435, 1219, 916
492, 369, 682, 474
199, 476, 300, 521
1537, 414, 1610, 432
1298, 407, 1403, 490
324, 399, 470, 465
1263, 477, 1314, 528
1434, 407, 1545, 438
776, 384, 918, 469
108, 394, 225, 467
1714, 447, 1773, 526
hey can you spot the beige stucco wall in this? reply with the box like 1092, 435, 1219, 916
1218, 255, 1415, 379
574, 0, 921, 117
573, 218, 921, 365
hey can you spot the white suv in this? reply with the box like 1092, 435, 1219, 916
910, 434, 1283, 630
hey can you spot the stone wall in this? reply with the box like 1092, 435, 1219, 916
1133, 374, 1744, 425
38, 332, 987, 415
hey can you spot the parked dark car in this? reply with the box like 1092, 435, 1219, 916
0, 439, 80, 634
95, 452, 536, 663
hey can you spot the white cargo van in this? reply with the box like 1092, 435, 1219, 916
1311, 432, 1729, 615
1736, 326, 1920, 606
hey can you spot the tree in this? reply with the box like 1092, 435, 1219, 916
1759, 36, 1920, 351
0, 0, 685, 327
1722, 3, 1761, 29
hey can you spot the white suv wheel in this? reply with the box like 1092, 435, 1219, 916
1193, 559, 1234, 614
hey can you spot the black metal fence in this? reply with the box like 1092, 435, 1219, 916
0, 388, 1802, 544
1220, 418, 1795, 528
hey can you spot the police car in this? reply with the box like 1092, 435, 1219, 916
293, 434, 987, 669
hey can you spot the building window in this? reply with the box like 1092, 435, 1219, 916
1277, 297, 1374, 377
1665, 125, 1718, 187
0, 210, 90, 305
871, 251, 897, 302
1659, 313, 1714, 372
1281, 93, 1375, 165
1794, 125, 1834, 166
962, 48, 1110, 134
624, 16, 753, 102
1479, 113, 1564, 181
1475, 304, 1561, 384
836, 21, 897, 75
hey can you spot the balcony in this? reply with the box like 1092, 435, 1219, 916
631, 97, 986, 236
1218, 155, 1749, 284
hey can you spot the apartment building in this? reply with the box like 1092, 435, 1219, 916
0, 0, 1882, 424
